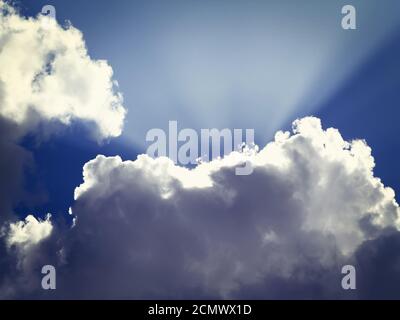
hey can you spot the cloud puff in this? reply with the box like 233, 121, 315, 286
7, 116, 392, 299
0, 213, 54, 299
6, 215, 53, 251
0, 1, 126, 139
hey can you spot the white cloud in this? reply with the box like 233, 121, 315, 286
6, 214, 53, 251
62, 116, 399, 298
0, 214, 54, 298
0, 0, 126, 139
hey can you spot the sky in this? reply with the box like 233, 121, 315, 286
1, 0, 400, 299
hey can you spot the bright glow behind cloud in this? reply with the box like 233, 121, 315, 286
117, 0, 400, 147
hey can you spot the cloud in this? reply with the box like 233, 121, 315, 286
0, 1, 125, 297
0, 0, 126, 139
0, 0, 125, 236
4, 116, 396, 299
6, 214, 53, 251
0, 0, 126, 228
353, 228, 400, 299
0, 213, 57, 299
0, 117, 33, 224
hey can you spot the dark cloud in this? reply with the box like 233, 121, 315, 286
0, 116, 34, 298
354, 228, 400, 299
0, 117, 33, 223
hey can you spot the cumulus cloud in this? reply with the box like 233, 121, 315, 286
0, 0, 126, 232
4, 116, 394, 299
6, 214, 53, 251
0, 0, 126, 139
0, 1, 125, 297
0, 0, 125, 240
0, 213, 56, 299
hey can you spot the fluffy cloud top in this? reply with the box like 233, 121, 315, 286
31, 116, 395, 299
76, 117, 399, 253
0, 1, 126, 139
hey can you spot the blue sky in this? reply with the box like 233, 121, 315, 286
2, 0, 400, 299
